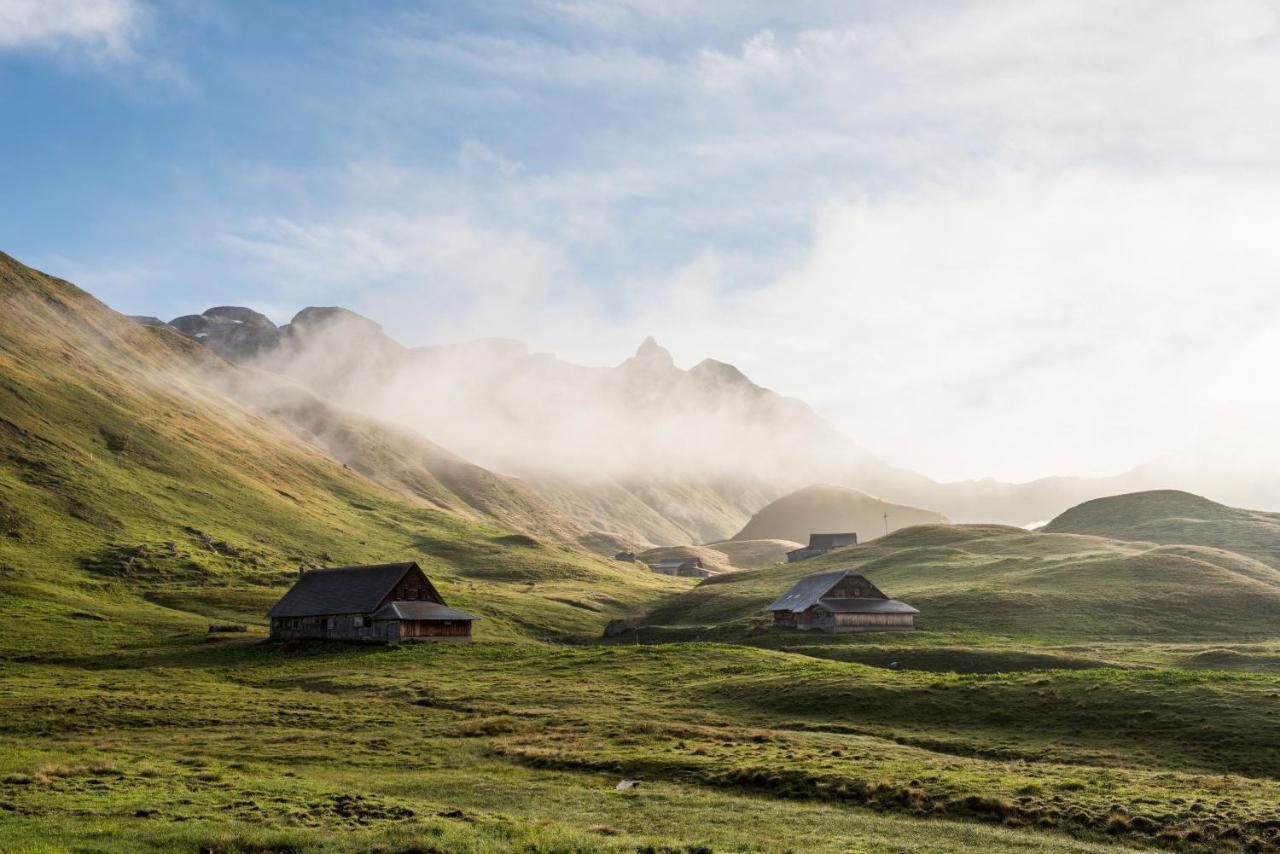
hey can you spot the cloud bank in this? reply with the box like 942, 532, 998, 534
0, 0, 142, 62
17, 1, 1280, 484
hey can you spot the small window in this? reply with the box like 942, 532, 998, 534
407, 588, 418, 600
362, 616, 372, 628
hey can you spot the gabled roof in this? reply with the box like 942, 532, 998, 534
815, 598, 918, 614
765, 569, 855, 611
268, 562, 424, 618
651, 558, 701, 569
808, 532, 858, 549
757, 568, 901, 614
374, 601, 477, 621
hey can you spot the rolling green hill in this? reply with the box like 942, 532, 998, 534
0, 251, 684, 655
643, 523, 1280, 640
8, 252, 1280, 853
1044, 489, 1280, 568
704, 537, 802, 568
732, 483, 947, 544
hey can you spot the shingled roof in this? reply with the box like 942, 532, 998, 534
765, 568, 915, 614
374, 601, 476, 621
816, 598, 918, 614
765, 569, 858, 612
268, 562, 429, 618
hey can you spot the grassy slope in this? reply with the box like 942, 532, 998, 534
6, 254, 1280, 852
704, 537, 802, 568
1044, 489, 1280, 568
732, 483, 947, 544
642, 523, 1280, 640
0, 251, 685, 654
3, 638, 1279, 852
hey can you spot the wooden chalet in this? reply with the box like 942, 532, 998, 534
267, 562, 476, 644
648, 556, 717, 578
765, 568, 916, 632
787, 532, 858, 562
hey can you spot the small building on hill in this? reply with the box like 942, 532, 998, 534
648, 556, 717, 578
787, 532, 858, 562
765, 568, 916, 632
267, 562, 476, 644
614, 551, 637, 562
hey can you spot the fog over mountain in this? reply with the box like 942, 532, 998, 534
137, 301, 1280, 546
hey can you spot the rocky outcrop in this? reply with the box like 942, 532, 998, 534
602, 617, 642, 638
168, 307, 281, 363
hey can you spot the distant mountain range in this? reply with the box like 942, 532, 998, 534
136, 298, 1279, 543
8, 250, 1274, 552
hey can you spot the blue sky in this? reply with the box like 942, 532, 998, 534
4, 1, 1280, 483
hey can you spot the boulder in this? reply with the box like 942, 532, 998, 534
603, 617, 641, 638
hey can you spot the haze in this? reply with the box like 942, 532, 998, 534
4, 1, 1280, 483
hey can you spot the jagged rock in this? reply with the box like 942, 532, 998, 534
168, 308, 280, 363
633, 335, 674, 368
618, 336, 676, 377
289, 306, 388, 340
203, 306, 276, 328
169, 314, 212, 336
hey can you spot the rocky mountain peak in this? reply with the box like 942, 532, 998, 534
632, 336, 675, 369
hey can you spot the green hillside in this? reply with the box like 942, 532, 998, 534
7, 253, 1280, 853
705, 537, 802, 568
643, 523, 1280, 640
1044, 489, 1280, 568
0, 251, 684, 654
733, 483, 947, 544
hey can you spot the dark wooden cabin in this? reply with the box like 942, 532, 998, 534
648, 557, 717, 578
787, 532, 859, 563
765, 568, 916, 632
267, 562, 476, 644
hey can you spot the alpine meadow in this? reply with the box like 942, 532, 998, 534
3, 3, 1280, 854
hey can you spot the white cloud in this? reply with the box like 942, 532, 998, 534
215, 1, 1280, 483
0, 0, 143, 62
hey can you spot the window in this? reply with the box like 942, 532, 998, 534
362, 616, 372, 628
407, 588, 418, 600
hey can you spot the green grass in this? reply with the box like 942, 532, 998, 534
1044, 489, 1280, 569
6, 252, 1280, 852
3, 639, 1279, 852
640, 524, 1280, 641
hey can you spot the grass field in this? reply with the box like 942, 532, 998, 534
8, 633, 1280, 853
5, 253, 1280, 852
640, 524, 1280, 641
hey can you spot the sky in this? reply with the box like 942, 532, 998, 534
4, 0, 1280, 484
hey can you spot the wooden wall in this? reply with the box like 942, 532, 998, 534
270, 616, 473, 643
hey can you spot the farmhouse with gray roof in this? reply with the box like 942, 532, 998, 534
765, 568, 916, 632
648, 556, 717, 578
787, 532, 859, 562
268, 562, 476, 643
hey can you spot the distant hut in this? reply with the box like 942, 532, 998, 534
787, 532, 858, 562
614, 551, 637, 562
648, 557, 717, 579
268, 562, 476, 644
765, 568, 916, 632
